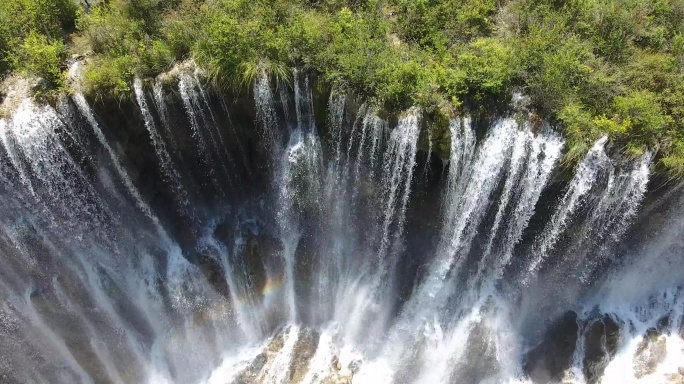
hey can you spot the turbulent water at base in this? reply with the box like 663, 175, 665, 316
0, 69, 682, 384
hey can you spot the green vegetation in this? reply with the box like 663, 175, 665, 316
0, 0, 78, 92
2, 0, 684, 177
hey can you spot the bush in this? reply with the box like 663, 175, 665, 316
83, 55, 136, 101
161, 0, 204, 60
77, 0, 185, 98
390, 0, 496, 51
558, 102, 602, 164
11, 31, 66, 90
456, 37, 516, 106
0, 0, 78, 82
3, 0, 684, 177
193, 0, 293, 85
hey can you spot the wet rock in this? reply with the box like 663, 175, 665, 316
231, 331, 287, 384
523, 311, 580, 383
196, 251, 231, 298
331, 355, 341, 371
267, 330, 286, 355
657, 315, 671, 330
420, 106, 453, 161
288, 328, 320, 383
348, 359, 361, 375
583, 314, 620, 384
231, 353, 267, 384
317, 354, 360, 384
0, 75, 38, 117
226, 327, 362, 384
665, 367, 684, 383
633, 329, 667, 378
325, 360, 352, 384
335, 368, 353, 384
155, 60, 193, 87
450, 321, 500, 383
252, 352, 268, 371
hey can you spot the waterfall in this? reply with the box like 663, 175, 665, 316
479, 129, 534, 266
409, 118, 518, 312
0, 99, 111, 238
570, 150, 652, 281
372, 118, 564, 382
351, 112, 385, 188
438, 119, 516, 275
73, 93, 171, 242
526, 137, 611, 275
328, 90, 346, 168
422, 126, 433, 182
376, 110, 420, 270
444, 116, 476, 195
134, 78, 189, 212
178, 73, 236, 193
179, 73, 213, 159
328, 108, 420, 348
1, 69, 682, 384
253, 70, 328, 323
477, 126, 564, 283
0, 94, 242, 383
254, 69, 280, 152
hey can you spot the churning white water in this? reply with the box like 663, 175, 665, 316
0, 68, 681, 384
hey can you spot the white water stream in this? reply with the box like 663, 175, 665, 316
0, 69, 680, 384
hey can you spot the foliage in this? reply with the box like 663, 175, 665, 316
511, 0, 684, 174
76, 0, 183, 99
4, 0, 684, 176
456, 37, 516, 109
0, 0, 78, 92
390, 0, 497, 52
11, 31, 67, 90
83, 55, 136, 101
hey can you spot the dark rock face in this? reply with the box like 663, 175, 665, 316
196, 251, 231, 298
294, 228, 323, 324
243, 233, 281, 294
523, 310, 580, 383
212, 207, 282, 297
523, 311, 624, 384
582, 314, 620, 384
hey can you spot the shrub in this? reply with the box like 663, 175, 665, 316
83, 55, 136, 101
10, 31, 66, 90
456, 37, 516, 105
0, 0, 78, 81
3, 0, 684, 177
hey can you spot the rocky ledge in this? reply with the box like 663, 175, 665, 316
524, 309, 684, 384
225, 327, 361, 384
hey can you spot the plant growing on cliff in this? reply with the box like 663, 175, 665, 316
4, 0, 684, 177
0, 0, 78, 94
11, 31, 67, 92
76, 0, 182, 100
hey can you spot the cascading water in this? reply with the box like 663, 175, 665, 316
0, 67, 682, 384
527, 137, 611, 276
